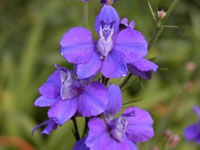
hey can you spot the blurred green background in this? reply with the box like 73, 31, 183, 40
0, 0, 200, 149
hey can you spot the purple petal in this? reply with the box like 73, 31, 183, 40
39, 70, 61, 99
34, 96, 58, 107
128, 59, 158, 80
120, 18, 129, 27
86, 118, 137, 150
73, 138, 89, 150
95, 5, 120, 34
106, 84, 122, 115
32, 119, 58, 135
193, 106, 200, 118
184, 122, 200, 143
48, 98, 78, 125
101, 50, 128, 78
78, 82, 109, 117
123, 107, 154, 143
114, 28, 148, 63
120, 18, 135, 29
75, 52, 102, 79
60, 27, 94, 64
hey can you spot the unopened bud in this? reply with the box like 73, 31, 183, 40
157, 10, 166, 20
152, 146, 160, 150
107, 0, 113, 5
164, 129, 173, 140
185, 61, 196, 72
168, 135, 180, 148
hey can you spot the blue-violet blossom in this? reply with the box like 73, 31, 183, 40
33, 65, 109, 129
184, 106, 200, 144
60, 5, 148, 79
120, 18, 158, 80
74, 84, 154, 150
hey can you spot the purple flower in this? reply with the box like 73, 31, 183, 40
119, 18, 158, 79
60, 5, 148, 79
34, 65, 109, 125
184, 106, 200, 144
84, 107, 154, 150
32, 119, 58, 135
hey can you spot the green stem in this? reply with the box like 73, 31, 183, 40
119, 0, 180, 89
83, 2, 88, 27
120, 73, 132, 89
72, 117, 80, 141
149, 0, 180, 50
82, 118, 89, 138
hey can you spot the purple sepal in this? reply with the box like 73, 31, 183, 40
32, 119, 58, 135
101, 50, 128, 78
123, 107, 154, 143
75, 52, 102, 80
73, 138, 89, 150
39, 70, 61, 99
34, 96, 58, 107
128, 59, 158, 80
114, 28, 148, 63
60, 27, 94, 64
95, 5, 120, 34
78, 82, 109, 117
48, 98, 78, 125
184, 122, 200, 144
106, 84, 122, 115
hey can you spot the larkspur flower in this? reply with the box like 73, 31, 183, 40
74, 107, 154, 150
184, 106, 200, 144
74, 86, 154, 150
60, 5, 148, 79
34, 65, 109, 126
120, 18, 158, 80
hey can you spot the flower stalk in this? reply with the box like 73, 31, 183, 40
72, 117, 80, 141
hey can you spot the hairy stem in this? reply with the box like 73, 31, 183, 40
120, 0, 180, 89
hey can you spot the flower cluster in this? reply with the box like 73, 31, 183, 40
32, 1, 158, 150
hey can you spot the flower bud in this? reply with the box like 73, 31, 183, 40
157, 10, 166, 20
152, 146, 160, 150
164, 129, 173, 140
185, 61, 196, 72
168, 135, 180, 148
